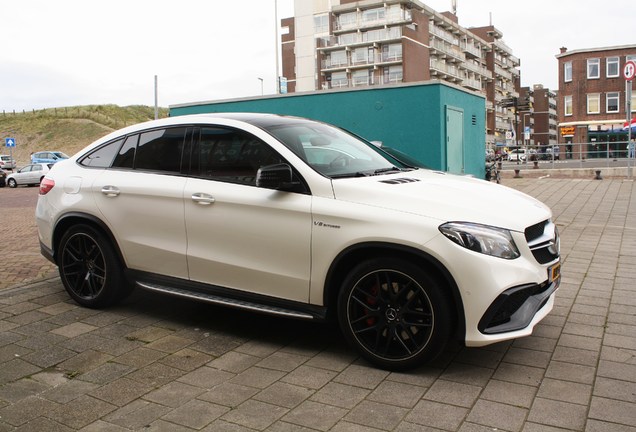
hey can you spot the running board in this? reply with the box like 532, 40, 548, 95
136, 281, 317, 320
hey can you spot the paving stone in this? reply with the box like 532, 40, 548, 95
281, 365, 338, 389
89, 377, 153, 407
334, 364, 390, 390
423, 379, 482, 408
0, 395, 61, 426
536, 378, 592, 405
466, 399, 527, 432
221, 399, 288, 430
207, 350, 260, 373
143, 381, 206, 408
310, 382, 370, 410
178, 365, 235, 389
160, 347, 213, 371
405, 400, 468, 430
50, 322, 97, 338
254, 381, 314, 408
527, 398, 587, 430
198, 382, 259, 408
160, 399, 229, 429
282, 400, 347, 431
256, 351, 309, 372
480, 379, 537, 409
588, 396, 636, 427
344, 400, 409, 430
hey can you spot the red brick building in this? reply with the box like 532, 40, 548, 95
556, 45, 636, 158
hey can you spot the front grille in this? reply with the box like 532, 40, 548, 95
525, 220, 560, 264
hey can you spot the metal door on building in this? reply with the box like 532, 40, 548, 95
446, 106, 464, 174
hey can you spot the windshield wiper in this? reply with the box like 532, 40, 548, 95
373, 166, 404, 175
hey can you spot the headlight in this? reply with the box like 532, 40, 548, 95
439, 222, 520, 259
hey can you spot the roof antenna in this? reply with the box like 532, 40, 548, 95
452, 0, 457, 15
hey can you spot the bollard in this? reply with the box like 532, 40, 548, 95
594, 170, 602, 180
514, 169, 522, 178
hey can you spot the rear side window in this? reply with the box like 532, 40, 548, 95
135, 128, 186, 172
113, 135, 138, 169
80, 138, 124, 168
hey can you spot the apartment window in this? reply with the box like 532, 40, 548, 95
382, 43, 402, 61
314, 14, 329, 34
330, 50, 347, 67
338, 12, 357, 29
564, 61, 572, 82
606, 57, 619, 77
352, 69, 370, 86
564, 95, 573, 116
606, 92, 620, 113
338, 33, 357, 45
627, 54, 636, 63
362, 7, 385, 23
587, 58, 600, 79
384, 65, 403, 83
330, 71, 348, 88
587, 93, 600, 114
352, 47, 370, 65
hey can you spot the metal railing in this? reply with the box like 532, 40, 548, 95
495, 141, 636, 174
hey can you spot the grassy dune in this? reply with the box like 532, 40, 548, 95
0, 105, 168, 166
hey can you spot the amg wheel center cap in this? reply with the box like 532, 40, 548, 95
385, 307, 398, 321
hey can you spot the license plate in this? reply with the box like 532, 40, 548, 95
548, 262, 561, 286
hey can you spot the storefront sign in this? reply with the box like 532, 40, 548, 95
560, 126, 575, 136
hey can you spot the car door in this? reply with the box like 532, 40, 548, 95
91, 128, 190, 279
183, 126, 312, 303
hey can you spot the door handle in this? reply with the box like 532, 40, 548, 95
191, 193, 215, 205
101, 185, 120, 197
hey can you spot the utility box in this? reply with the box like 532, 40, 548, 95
170, 81, 486, 177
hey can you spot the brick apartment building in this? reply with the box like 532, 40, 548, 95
556, 45, 636, 158
280, 0, 521, 148
515, 85, 558, 150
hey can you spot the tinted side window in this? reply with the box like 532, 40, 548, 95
80, 138, 124, 168
112, 135, 138, 169
197, 128, 283, 185
135, 128, 186, 173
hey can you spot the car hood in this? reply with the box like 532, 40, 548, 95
331, 169, 551, 232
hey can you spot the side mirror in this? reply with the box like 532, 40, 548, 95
256, 163, 296, 190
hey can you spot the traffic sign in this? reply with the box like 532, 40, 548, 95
5, 138, 16, 147
624, 60, 636, 81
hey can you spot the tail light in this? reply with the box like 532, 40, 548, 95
39, 178, 55, 195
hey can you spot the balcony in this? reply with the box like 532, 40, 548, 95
318, 27, 402, 50
333, 9, 412, 33
494, 65, 513, 81
321, 53, 403, 72
429, 23, 459, 45
322, 74, 404, 90
430, 39, 465, 63
460, 41, 481, 59
462, 77, 482, 91
462, 61, 492, 79
430, 58, 462, 81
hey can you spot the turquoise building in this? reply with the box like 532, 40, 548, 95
170, 81, 486, 177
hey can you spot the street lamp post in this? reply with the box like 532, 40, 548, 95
258, 78, 264, 96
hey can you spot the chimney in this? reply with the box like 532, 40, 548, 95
559, 47, 568, 54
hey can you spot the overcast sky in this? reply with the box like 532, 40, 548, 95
1, 0, 634, 112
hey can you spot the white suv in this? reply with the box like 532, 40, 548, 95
36, 113, 561, 370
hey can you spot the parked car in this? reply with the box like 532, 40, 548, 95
36, 113, 560, 370
508, 148, 527, 162
0, 154, 16, 170
31, 151, 69, 164
6, 163, 53, 187
0, 168, 7, 187
540, 146, 560, 161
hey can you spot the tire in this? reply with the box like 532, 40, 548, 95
58, 224, 131, 308
7, 178, 17, 188
337, 257, 453, 371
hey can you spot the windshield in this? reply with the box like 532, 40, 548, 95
263, 120, 410, 178
53, 152, 69, 159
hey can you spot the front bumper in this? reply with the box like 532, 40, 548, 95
478, 276, 559, 335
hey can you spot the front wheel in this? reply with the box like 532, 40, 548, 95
58, 224, 131, 308
7, 178, 17, 188
337, 257, 453, 371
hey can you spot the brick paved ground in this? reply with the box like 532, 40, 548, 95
0, 178, 635, 431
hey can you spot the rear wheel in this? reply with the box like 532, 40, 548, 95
337, 257, 452, 370
58, 224, 131, 308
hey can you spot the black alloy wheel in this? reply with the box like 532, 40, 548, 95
338, 258, 452, 370
58, 224, 130, 308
